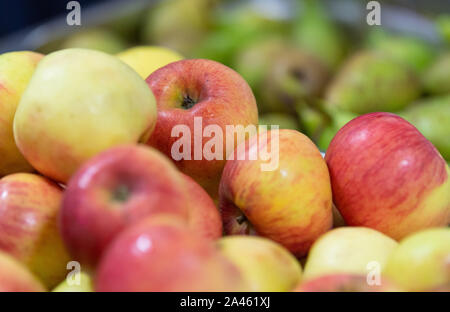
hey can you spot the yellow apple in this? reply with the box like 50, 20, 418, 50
383, 227, 450, 291
0, 51, 42, 176
303, 227, 398, 280
116, 46, 183, 79
217, 236, 302, 292
52, 272, 93, 292
13, 48, 157, 183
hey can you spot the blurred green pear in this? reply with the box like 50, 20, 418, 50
436, 14, 450, 45
141, 0, 216, 56
61, 28, 127, 54
399, 95, 450, 160
292, 0, 347, 71
258, 113, 299, 130
366, 29, 436, 73
326, 51, 421, 114
423, 53, 450, 95
317, 110, 358, 151
234, 38, 329, 113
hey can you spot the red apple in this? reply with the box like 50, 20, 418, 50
325, 112, 450, 240
95, 216, 248, 292
0, 250, 45, 292
60, 144, 190, 270
182, 173, 222, 239
294, 274, 401, 292
0, 173, 70, 289
219, 129, 333, 257
146, 59, 259, 198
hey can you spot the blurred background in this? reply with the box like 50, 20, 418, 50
1, 0, 449, 159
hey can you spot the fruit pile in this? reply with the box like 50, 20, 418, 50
0, 0, 449, 292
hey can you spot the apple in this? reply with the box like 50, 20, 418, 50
95, 216, 249, 292
116, 46, 183, 79
219, 129, 333, 257
0, 173, 70, 289
61, 28, 128, 54
295, 273, 400, 292
60, 144, 191, 270
383, 227, 450, 291
0, 51, 42, 176
217, 236, 302, 292
303, 227, 398, 280
183, 173, 222, 240
13, 48, 157, 184
146, 59, 258, 198
325, 112, 450, 240
52, 272, 93, 292
0, 250, 45, 292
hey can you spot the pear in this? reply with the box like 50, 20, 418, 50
436, 14, 450, 45
193, 7, 287, 65
292, 0, 347, 71
52, 272, 93, 292
325, 51, 421, 114
399, 95, 450, 161
258, 113, 299, 130
141, 0, 215, 56
366, 29, 436, 74
423, 53, 450, 95
61, 28, 127, 54
317, 109, 358, 151
234, 38, 329, 113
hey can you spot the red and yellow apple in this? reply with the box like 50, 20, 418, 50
13, 48, 157, 183
217, 236, 302, 291
95, 216, 248, 292
0, 51, 42, 176
60, 144, 190, 269
383, 227, 450, 291
325, 112, 450, 240
0, 173, 70, 289
146, 59, 259, 198
219, 129, 333, 257
295, 273, 400, 292
303, 227, 398, 280
0, 250, 45, 292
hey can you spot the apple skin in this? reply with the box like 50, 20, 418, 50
0, 251, 45, 292
295, 274, 400, 292
95, 216, 249, 292
303, 227, 398, 280
325, 112, 450, 240
14, 48, 157, 184
219, 129, 333, 257
383, 227, 450, 291
60, 144, 191, 270
0, 173, 70, 289
182, 173, 222, 240
217, 236, 302, 292
146, 59, 258, 198
116, 46, 183, 79
0, 51, 42, 176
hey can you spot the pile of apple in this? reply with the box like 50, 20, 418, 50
0, 47, 449, 293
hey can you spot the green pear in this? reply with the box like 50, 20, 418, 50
423, 53, 450, 95
52, 272, 93, 292
193, 6, 287, 65
217, 236, 302, 292
141, 0, 215, 56
234, 38, 329, 113
399, 95, 450, 160
258, 113, 299, 130
61, 28, 127, 54
366, 29, 436, 73
383, 228, 450, 291
436, 14, 450, 45
325, 51, 421, 114
292, 0, 347, 71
